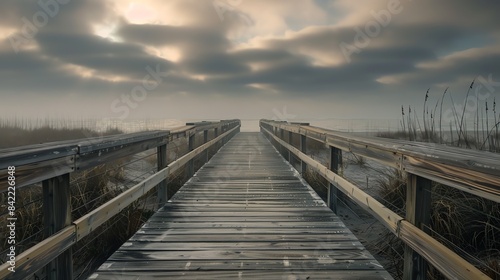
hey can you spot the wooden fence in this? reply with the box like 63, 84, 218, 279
0, 119, 240, 280
260, 119, 499, 280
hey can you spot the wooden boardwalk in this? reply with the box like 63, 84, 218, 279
91, 132, 392, 279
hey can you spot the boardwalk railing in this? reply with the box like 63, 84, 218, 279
0, 119, 240, 280
260, 119, 499, 280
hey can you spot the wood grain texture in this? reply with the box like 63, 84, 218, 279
74, 126, 239, 241
91, 132, 392, 280
0, 120, 241, 279
0, 226, 76, 280
0, 120, 241, 192
263, 126, 491, 280
260, 120, 500, 205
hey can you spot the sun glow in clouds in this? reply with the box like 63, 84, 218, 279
125, 2, 158, 24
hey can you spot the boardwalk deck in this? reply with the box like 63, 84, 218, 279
91, 132, 392, 279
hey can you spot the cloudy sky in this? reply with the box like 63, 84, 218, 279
1, 0, 499, 124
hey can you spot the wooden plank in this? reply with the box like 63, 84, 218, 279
133, 228, 352, 235
0, 155, 75, 192
0, 143, 78, 167
300, 134, 306, 174
117, 241, 365, 251
263, 126, 490, 280
141, 221, 348, 229
151, 211, 338, 217
97, 259, 383, 271
0, 120, 241, 279
94, 132, 392, 280
107, 249, 375, 261
264, 128, 401, 233
42, 174, 73, 280
156, 144, 168, 207
73, 126, 240, 241
0, 121, 239, 192
77, 137, 167, 170
399, 220, 490, 280
160, 205, 330, 212
129, 233, 359, 242
328, 146, 342, 214
0, 226, 76, 280
260, 119, 500, 203
187, 132, 195, 177
403, 174, 432, 280
404, 156, 500, 203
91, 270, 392, 280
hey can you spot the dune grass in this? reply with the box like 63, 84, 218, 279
381, 82, 500, 152
375, 83, 500, 279
0, 121, 200, 279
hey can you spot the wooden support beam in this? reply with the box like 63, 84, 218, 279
262, 126, 490, 280
156, 144, 168, 208
328, 147, 342, 214
300, 134, 307, 175
42, 174, 73, 280
403, 174, 432, 280
188, 134, 195, 177
204, 130, 209, 162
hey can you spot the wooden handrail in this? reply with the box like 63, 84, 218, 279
260, 119, 500, 203
260, 120, 496, 280
0, 120, 241, 280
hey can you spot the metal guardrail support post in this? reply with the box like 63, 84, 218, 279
42, 174, 73, 280
300, 134, 307, 175
403, 174, 432, 280
156, 144, 168, 207
328, 147, 342, 214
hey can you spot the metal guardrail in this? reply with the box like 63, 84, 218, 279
260, 119, 498, 280
0, 119, 241, 280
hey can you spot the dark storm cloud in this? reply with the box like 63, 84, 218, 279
117, 24, 230, 51
117, 24, 249, 75
0, 0, 499, 104
0, 0, 112, 33
35, 31, 175, 78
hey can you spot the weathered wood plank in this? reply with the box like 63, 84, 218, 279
261, 119, 500, 203
73, 126, 240, 241
94, 132, 392, 279
0, 226, 75, 280
107, 249, 375, 261
117, 241, 365, 250
263, 125, 491, 280
91, 270, 392, 280
0, 155, 75, 192
98, 259, 384, 271
133, 228, 352, 235
129, 233, 358, 242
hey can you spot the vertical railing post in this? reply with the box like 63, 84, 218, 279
328, 147, 342, 214
300, 134, 306, 175
214, 127, 219, 151
156, 144, 168, 207
403, 174, 432, 280
203, 130, 209, 162
188, 132, 195, 177
43, 174, 73, 280
280, 129, 285, 157
288, 131, 293, 164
